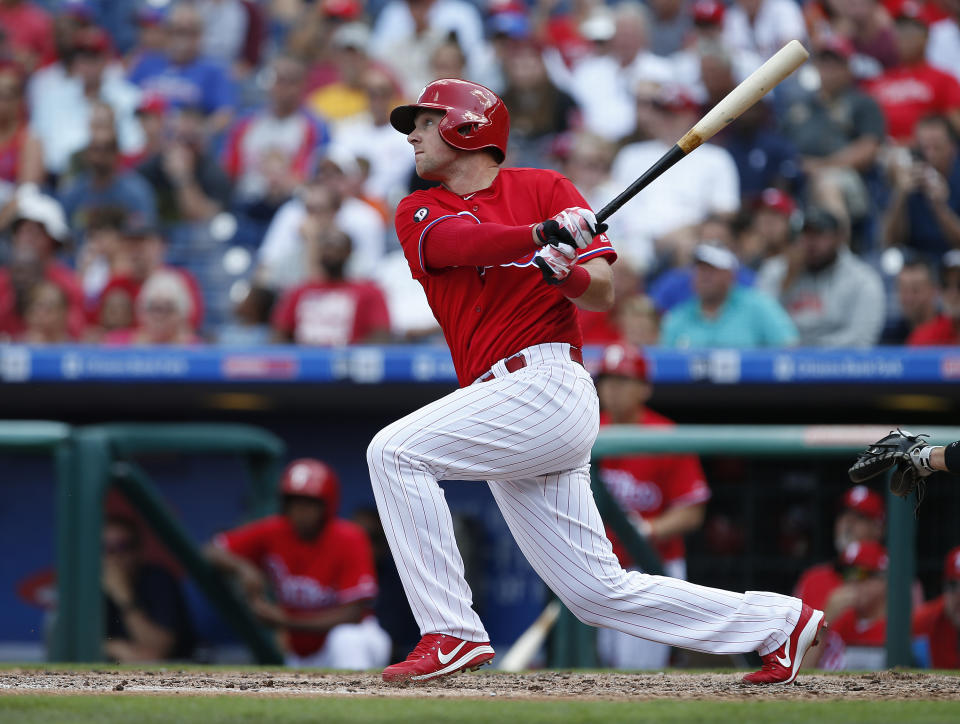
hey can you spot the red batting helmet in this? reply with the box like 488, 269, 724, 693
389, 79, 510, 163
596, 343, 649, 382
279, 458, 340, 514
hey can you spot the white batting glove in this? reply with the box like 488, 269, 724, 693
533, 244, 576, 285
533, 207, 604, 251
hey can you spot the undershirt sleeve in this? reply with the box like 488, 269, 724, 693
422, 217, 538, 270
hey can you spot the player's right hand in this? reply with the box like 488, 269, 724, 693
533, 243, 576, 285
534, 207, 606, 251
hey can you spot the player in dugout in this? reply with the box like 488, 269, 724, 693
366, 78, 828, 686
205, 459, 391, 669
912, 545, 960, 669
593, 342, 711, 670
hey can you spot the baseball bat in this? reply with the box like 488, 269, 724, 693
498, 600, 562, 672
596, 39, 810, 224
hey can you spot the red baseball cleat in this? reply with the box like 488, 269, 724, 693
743, 603, 825, 685
382, 634, 495, 684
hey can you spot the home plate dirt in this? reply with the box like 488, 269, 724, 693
1, 669, 958, 700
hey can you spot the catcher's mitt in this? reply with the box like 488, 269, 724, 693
848, 429, 934, 509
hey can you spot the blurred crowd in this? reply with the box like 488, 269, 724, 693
1, 0, 960, 348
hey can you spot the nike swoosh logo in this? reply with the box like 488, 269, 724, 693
775, 650, 792, 668
437, 641, 467, 665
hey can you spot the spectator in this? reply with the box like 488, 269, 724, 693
928, 0, 960, 84
123, 92, 169, 169
908, 249, 960, 344
99, 221, 205, 332
76, 204, 128, 309
332, 67, 414, 208
205, 459, 390, 669
215, 281, 275, 345
105, 268, 202, 345
757, 205, 886, 347
30, 26, 144, 178
661, 242, 798, 348
19, 280, 73, 343
794, 485, 885, 614
499, 39, 579, 166
101, 514, 195, 663
593, 342, 711, 669
58, 114, 157, 233
736, 188, 797, 270
196, 0, 249, 68
258, 153, 387, 288
223, 55, 328, 222
814, 541, 889, 671
832, 0, 898, 77
428, 35, 467, 83
124, 3, 169, 71
912, 545, 960, 669
137, 105, 232, 225
371, 0, 486, 98
882, 258, 941, 343
0, 189, 85, 339
781, 36, 885, 224
0, 0, 55, 73
0, 60, 43, 213
649, 215, 757, 314
882, 115, 960, 259
611, 86, 740, 273
580, 264, 649, 346
722, 0, 807, 62
271, 227, 391, 345
128, 2, 236, 136
864, 4, 960, 144
306, 22, 377, 126
561, 131, 623, 248
646, 0, 691, 57
566, 3, 674, 142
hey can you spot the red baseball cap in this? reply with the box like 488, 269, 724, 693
756, 187, 796, 216
891, 0, 936, 27
73, 27, 111, 55
321, 0, 363, 20
944, 546, 960, 582
656, 86, 700, 114
136, 91, 169, 116
692, 0, 725, 26
843, 485, 885, 521
840, 540, 889, 573
817, 35, 854, 61
597, 343, 649, 382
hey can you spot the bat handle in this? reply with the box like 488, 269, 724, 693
595, 145, 686, 224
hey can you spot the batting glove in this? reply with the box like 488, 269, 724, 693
535, 207, 606, 251
533, 243, 576, 285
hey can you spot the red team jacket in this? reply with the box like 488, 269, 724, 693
272, 279, 391, 345
912, 596, 960, 669
598, 409, 711, 566
215, 515, 378, 657
395, 167, 616, 385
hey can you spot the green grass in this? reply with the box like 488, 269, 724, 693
2, 695, 959, 724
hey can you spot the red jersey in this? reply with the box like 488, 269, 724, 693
907, 315, 960, 346
215, 515, 378, 657
0, 261, 85, 339
830, 608, 886, 647
395, 168, 616, 386
912, 596, 960, 669
272, 279, 390, 346
793, 562, 843, 612
598, 408, 710, 565
865, 62, 960, 143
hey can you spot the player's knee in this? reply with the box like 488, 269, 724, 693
367, 425, 411, 477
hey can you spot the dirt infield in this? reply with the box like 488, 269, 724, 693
1, 668, 958, 701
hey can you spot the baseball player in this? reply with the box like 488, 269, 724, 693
593, 342, 711, 669
912, 545, 960, 669
206, 459, 390, 669
367, 78, 823, 685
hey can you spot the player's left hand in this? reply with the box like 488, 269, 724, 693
533, 243, 576, 285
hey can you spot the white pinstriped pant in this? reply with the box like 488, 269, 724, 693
367, 343, 801, 656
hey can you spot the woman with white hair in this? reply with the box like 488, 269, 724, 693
105, 270, 201, 345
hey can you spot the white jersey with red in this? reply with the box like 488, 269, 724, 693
599, 409, 711, 565
368, 165, 803, 658
214, 515, 377, 657
395, 167, 615, 386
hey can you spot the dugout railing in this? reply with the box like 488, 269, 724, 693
550, 424, 960, 669
0, 421, 286, 663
